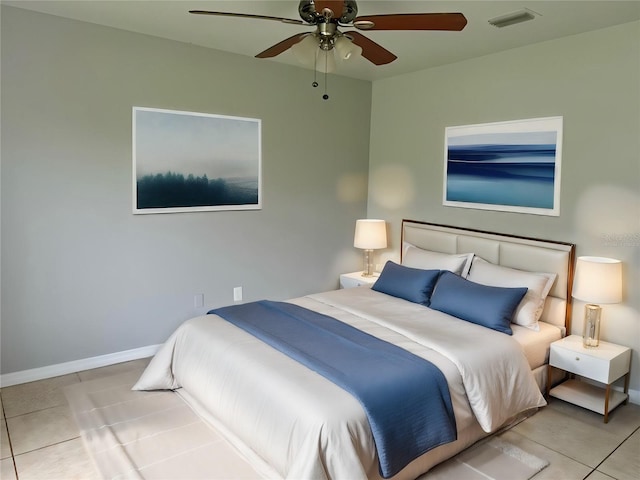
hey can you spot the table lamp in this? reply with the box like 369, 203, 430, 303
353, 219, 387, 277
572, 256, 622, 348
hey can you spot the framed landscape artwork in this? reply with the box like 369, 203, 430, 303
443, 116, 563, 216
133, 107, 261, 214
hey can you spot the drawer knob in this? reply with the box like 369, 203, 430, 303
575, 357, 580, 361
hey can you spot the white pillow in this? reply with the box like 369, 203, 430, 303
402, 243, 474, 277
467, 258, 557, 331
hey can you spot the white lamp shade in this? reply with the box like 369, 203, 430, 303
291, 34, 318, 67
315, 48, 336, 73
334, 36, 362, 60
573, 256, 622, 304
354, 219, 387, 250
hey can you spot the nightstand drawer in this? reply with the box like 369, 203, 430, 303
550, 348, 606, 381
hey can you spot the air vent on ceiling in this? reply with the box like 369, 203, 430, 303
488, 8, 539, 28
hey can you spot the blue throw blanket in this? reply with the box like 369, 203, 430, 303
209, 300, 456, 478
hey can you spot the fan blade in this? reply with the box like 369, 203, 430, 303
353, 13, 467, 31
189, 10, 304, 25
345, 31, 396, 65
256, 33, 308, 58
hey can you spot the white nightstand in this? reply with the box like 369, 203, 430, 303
547, 335, 631, 423
339, 271, 379, 289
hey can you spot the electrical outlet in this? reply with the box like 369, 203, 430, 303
233, 286, 243, 302
194, 294, 204, 308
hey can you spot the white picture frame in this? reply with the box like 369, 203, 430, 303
133, 107, 261, 214
443, 116, 563, 216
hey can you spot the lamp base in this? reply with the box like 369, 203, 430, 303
361, 249, 374, 277
583, 304, 601, 348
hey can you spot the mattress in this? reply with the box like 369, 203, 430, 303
512, 321, 563, 370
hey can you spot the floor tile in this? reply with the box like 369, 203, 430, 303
7, 404, 80, 455
77, 358, 151, 382
598, 428, 640, 480
71, 369, 144, 394
512, 398, 632, 468
545, 397, 640, 435
92, 421, 219, 468
0, 457, 17, 480
138, 439, 264, 479
1, 374, 80, 418
1, 421, 12, 459
14, 437, 100, 480
585, 471, 617, 479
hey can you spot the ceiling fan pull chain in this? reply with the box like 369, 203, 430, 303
312, 48, 319, 89
323, 67, 329, 100
322, 49, 329, 100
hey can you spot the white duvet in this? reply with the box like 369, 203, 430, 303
134, 287, 545, 480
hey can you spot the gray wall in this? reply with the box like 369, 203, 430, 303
0, 7, 371, 373
368, 21, 640, 396
2, 5, 639, 400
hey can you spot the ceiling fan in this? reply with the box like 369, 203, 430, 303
189, 1, 467, 67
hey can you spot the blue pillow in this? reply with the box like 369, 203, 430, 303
372, 261, 441, 306
429, 271, 527, 335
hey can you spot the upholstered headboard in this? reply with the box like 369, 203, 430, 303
401, 220, 576, 333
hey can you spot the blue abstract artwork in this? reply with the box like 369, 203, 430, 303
444, 117, 562, 216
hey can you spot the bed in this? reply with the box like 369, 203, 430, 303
134, 220, 575, 480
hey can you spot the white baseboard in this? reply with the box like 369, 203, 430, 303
0, 344, 161, 387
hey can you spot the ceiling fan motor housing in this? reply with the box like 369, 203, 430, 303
298, 1, 358, 24
317, 22, 338, 50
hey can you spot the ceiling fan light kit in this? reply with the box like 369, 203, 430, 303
291, 35, 354, 73
334, 35, 362, 60
316, 49, 337, 73
291, 34, 319, 65
190, 1, 468, 99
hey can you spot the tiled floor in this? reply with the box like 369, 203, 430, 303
1, 359, 638, 479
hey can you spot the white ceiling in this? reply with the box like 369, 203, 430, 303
4, 1, 639, 81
